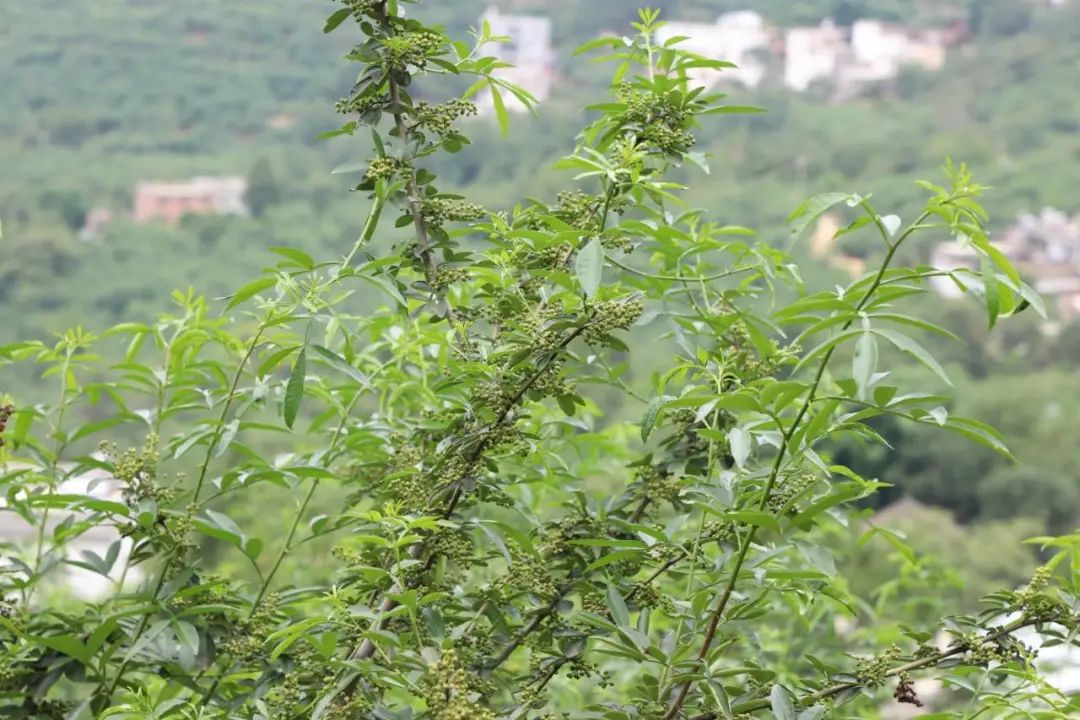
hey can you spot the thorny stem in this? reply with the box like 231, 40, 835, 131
662, 208, 935, 719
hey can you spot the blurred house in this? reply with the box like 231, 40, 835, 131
784, 20, 847, 91
0, 458, 139, 601
930, 207, 1080, 320
654, 11, 772, 89
477, 6, 556, 114
784, 18, 964, 94
133, 176, 248, 224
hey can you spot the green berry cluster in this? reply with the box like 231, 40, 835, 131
580, 591, 608, 615
264, 672, 305, 716
636, 466, 680, 503
1012, 566, 1064, 617
453, 628, 496, 664
103, 435, 174, 508
381, 31, 443, 70
0, 662, 27, 692
505, 551, 558, 599
511, 242, 570, 270
856, 644, 902, 687
335, 91, 387, 117
583, 296, 645, 343
222, 594, 280, 662
629, 582, 675, 614
704, 520, 737, 545
767, 472, 817, 514
600, 233, 635, 253
421, 649, 497, 720
565, 657, 611, 686
430, 527, 474, 567
421, 198, 486, 225
520, 308, 565, 351
434, 454, 478, 491
616, 82, 695, 156
415, 99, 477, 137
364, 155, 409, 183
553, 191, 604, 232
434, 267, 471, 291
964, 633, 1035, 667
339, 0, 377, 21
322, 695, 374, 720
385, 470, 431, 513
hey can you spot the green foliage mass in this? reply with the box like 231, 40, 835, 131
3, 3, 1080, 720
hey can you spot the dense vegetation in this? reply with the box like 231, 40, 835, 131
2, 4, 1080, 704
4, 1, 1080, 718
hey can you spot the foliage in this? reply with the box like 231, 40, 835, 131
2, 4, 1080, 720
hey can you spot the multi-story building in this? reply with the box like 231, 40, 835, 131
133, 176, 248, 224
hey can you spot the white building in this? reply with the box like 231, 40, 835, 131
784, 20, 847, 91
654, 11, 771, 89
841, 19, 947, 88
477, 7, 556, 114
785, 18, 958, 94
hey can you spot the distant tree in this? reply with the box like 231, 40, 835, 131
245, 157, 281, 216
39, 189, 87, 231
968, 0, 1032, 36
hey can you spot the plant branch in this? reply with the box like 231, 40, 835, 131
687, 613, 1059, 719
661, 208, 935, 719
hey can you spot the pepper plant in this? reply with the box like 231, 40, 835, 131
2, 3, 1079, 720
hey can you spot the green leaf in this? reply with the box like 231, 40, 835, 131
728, 427, 750, 468
851, 331, 877, 401
980, 255, 1000, 329
606, 583, 630, 627
641, 397, 663, 442
32, 635, 92, 665
311, 345, 369, 386
283, 348, 306, 429
870, 328, 951, 386
356, 273, 407, 308
787, 193, 850, 240
489, 81, 510, 137
770, 684, 796, 720
727, 510, 781, 534
331, 161, 366, 175
575, 237, 603, 297
323, 7, 351, 33
225, 276, 277, 309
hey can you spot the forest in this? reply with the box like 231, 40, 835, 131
2, 1, 1080, 718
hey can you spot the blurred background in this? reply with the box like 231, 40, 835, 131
1, 0, 1079, 622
